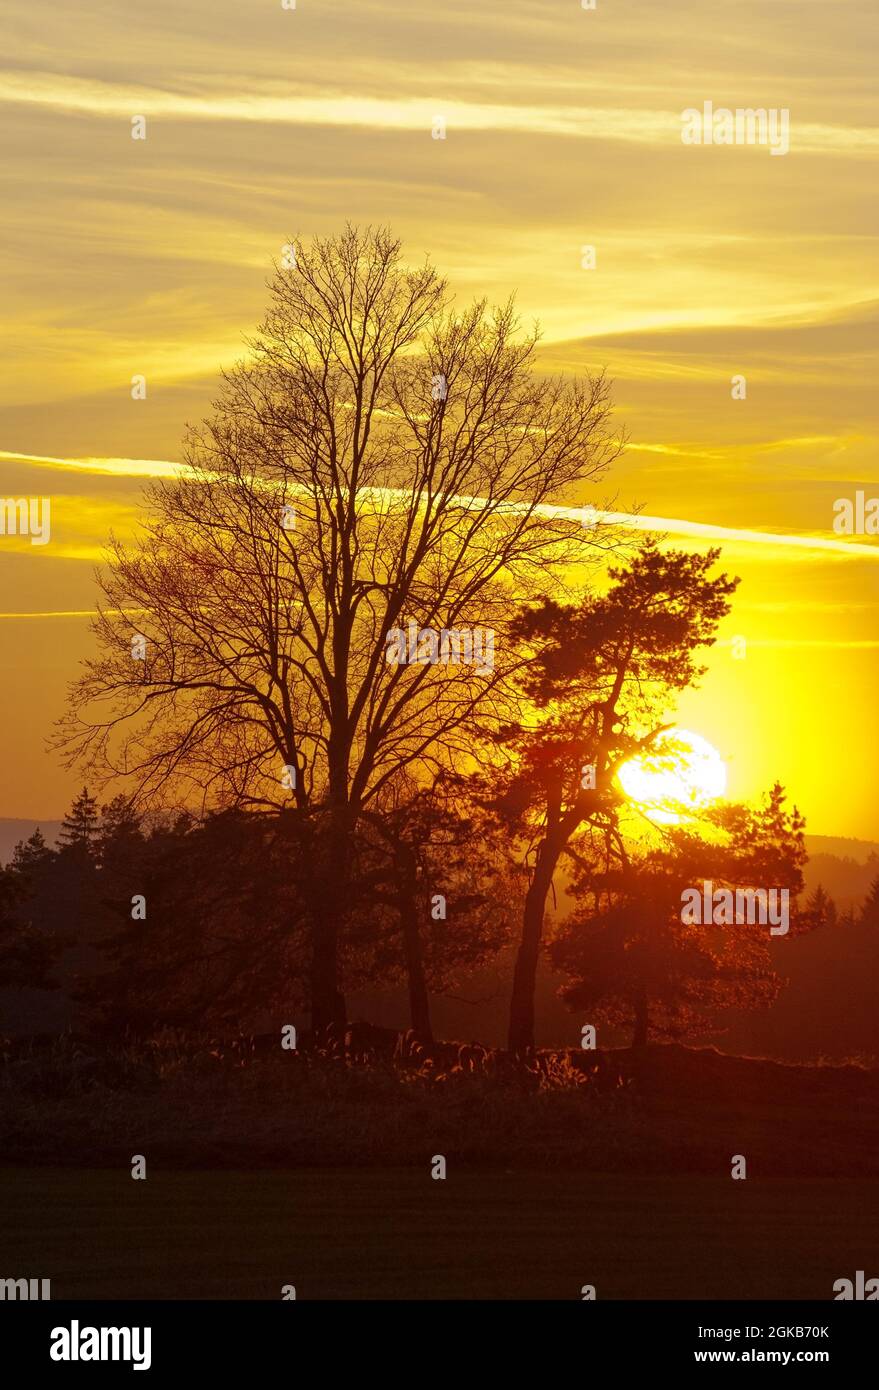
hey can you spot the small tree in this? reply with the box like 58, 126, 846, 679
97, 795, 144, 870
354, 782, 518, 1039
57, 787, 100, 855
804, 883, 837, 930
10, 828, 53, 875
861, 874, 879, 928
0, 832, 59, 992
549, 788, 809, 1046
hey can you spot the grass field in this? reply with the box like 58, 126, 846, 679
2, 1166, 876, 1300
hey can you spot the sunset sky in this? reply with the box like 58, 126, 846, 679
1, 0, 877, 837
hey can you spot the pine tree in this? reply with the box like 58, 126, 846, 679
97, 796, 143, 869
11, 828, 52, 873
861, 874, 879, 927
0, 834, 58, 991
805, 883, 837, 929
58, 787, 100, 854
549, 788, 809, 1047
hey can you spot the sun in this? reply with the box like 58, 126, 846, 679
617, 729, 727, 825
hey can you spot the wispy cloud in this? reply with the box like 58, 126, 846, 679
2, 72, 877, 155
0, 450, 186, 479
2, 452, 877, 563
0, 609, 147, 619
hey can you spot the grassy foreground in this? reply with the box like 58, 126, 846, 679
2, 1042, 878, 1174
2, 1165, 876, 1300
4, 1047, 876, 1299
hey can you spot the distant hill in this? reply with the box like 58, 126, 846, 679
802, 835, 879, 916
803, 858, 879, 914
805, 834, 879, 863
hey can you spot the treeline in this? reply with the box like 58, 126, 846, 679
0, 787, 511, 1038
4, 779, 866, 1049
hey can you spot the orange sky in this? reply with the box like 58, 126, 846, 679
1, 0, 877, 837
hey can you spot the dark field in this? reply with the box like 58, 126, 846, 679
3, 1045, 876, 1300
1, 1166, 875, 1300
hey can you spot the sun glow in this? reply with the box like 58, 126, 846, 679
617, 729, 727, 825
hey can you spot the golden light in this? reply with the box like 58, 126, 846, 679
617, 728, 727, 825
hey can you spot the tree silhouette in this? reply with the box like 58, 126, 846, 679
10, 828, 52, 874
487, 544, 738, 1052
57, 787, 100, 854
0, 831, 59, 993
81, 810, 311, 1036
804, 883, 837, 930
97, 795, 144, 870
354, 780, 518, 1039
54, 225, 622, 1033
549, 788, 809, 1045
861, 874, 879, 927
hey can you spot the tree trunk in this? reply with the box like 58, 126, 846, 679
391, 836, 433, 1042
400, 889, 433, 1042
632, 995, 649, 1048
507, 844, 559, 1054
311, 914, 346, 1036
310, 803, 350, 1036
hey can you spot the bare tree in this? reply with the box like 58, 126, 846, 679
54, 225, 622, 1032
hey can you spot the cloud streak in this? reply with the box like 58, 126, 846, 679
2, 451, 877, 563
2, 72, 877, 155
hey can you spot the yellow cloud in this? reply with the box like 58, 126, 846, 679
2, 72, 877, 155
